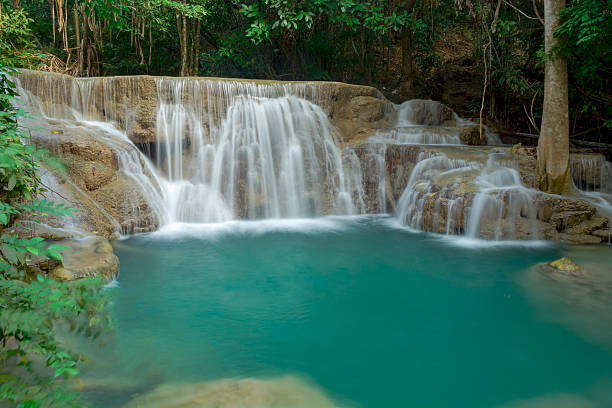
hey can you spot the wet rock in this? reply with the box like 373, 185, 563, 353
4, 220, 85, 241
336, 96, 386, 122
565, 215, 608, 235
459, 126, 484, 145
29, 121, 158, 237
549, 233, 603, 245
50, 236, 119, 281
124, 376, 348, 408
592, 229, 611, 240
543, 257, 583, 274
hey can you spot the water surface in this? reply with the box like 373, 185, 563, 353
84, 216, 612, 407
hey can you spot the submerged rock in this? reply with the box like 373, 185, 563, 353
124, 376, 349, 408
495, 393, 597, 408
521, 246, 612, 348
50, 236, 119, 281
539, 257, 583, 275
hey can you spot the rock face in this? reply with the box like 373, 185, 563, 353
459, 126, 485, 146
25, 116, 159, 237
395, 99, 456, 126
354, 143, 611, 243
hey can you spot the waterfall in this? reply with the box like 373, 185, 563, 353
22, 69, 603, 242
571, 155, 612, 193
571, 155, 612, 243
13, 70, 366, 230
465, 154, 538, 240
153, 78, 364, 222
370, 99, 501, 145
397, 152, 478, 233
397, 151, 538, 240
12, 72, 167, 234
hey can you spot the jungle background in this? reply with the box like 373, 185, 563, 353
0, 0, 610, 144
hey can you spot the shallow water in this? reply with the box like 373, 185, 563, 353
83, 216, 612, 407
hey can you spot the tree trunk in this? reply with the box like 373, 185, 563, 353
398, 0, 417, 97
180, 15, 188, 76
193, 19, 201, 76
536, 0, 571, 194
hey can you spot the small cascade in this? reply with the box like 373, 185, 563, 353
397, 152, 478, 233
465, 154, 538, 240
371, 128, 462, 145
571, 155, 612, 243
571, 155, 612, 193
12, 73, 167, 233
397, 151, 538, 240
371, 99, 501, 146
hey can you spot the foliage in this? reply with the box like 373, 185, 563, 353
5, 0, 612, 141
556, 0, 612, 128
0, 5, 37, 67
0, 61, 111, 407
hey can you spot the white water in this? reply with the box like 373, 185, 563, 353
154, 78, 364, 222
571, 155, 612, 243
465, 153, 538, 239
18, 70, 605, 243
14, 72, 366, 230
370, 100, 501, 145
397, 151, 539, 240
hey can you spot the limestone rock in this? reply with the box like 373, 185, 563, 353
592, 229, 611, 240
336, 96, 386, 122
550, 257, 582, 272
124, 377, 347, 408
459, 125, 484, 145
30, 122, 158, 237
50, 236, 119, 281
538, 257, 585, 278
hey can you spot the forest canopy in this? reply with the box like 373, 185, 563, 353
0, 0, 610, 145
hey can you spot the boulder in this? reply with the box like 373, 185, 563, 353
537, 257, 587, 282
459, 126, 485, 145
49, 236, 119, 281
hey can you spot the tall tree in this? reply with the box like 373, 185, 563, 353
397, 0, 416, 96
536, 0, 571, 194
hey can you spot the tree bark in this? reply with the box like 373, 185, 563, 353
536, 0, 571, 194
398, 0, 417, 96
181, 15, 188, 76
193, 19, 201, 76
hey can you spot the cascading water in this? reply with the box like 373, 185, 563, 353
12, 73, 167, 234
13, 70, 366, 231
17, 69, 606, 243
397, 151, 539, 240
465, 154, 538, 239
371, 99, 501, 145
571, 155, 612, 243
397, 152, 478, 233
153, 78, 364, 222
